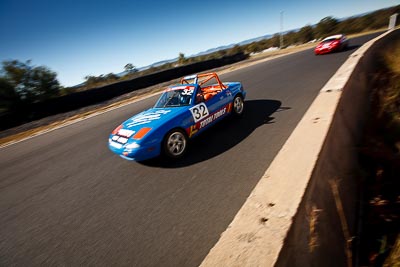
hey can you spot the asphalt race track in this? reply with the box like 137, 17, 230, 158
0, 33, 382, 266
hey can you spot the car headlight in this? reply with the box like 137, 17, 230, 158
125, 142, 140, 149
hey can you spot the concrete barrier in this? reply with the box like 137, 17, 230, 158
200, 29, 400, 267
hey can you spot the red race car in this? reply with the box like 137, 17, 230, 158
314, 34, 349, 55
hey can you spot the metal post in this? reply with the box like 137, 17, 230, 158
280, 11, 284, 49
388, 13, 398, 30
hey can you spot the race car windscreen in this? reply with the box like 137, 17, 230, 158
322, 38, 339, 43
154, 87, 194, 108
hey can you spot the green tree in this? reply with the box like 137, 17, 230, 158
270, 34, 281, 48
84, 72, 120, 88
297, 25, 315, 43
1, 60, 61, 103
246, 42, 263, 54
178, 53, 186, 65
284, 31, 300, 46
84, 75, 100, 86
216, 50, 228, 58
227, 45, 243, 56
105, 73, 118, 82
0, 77, 19, 112
124, 63, 137, 73
314, 16, 339, 38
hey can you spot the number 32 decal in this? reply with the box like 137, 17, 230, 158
189, 103, 209, 123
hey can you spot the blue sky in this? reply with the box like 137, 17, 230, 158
0, 0, 398, 87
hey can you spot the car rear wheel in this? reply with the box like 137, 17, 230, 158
232, 95, 244, 116
163, 129, 188, 159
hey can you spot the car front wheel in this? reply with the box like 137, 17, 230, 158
232, 95, 244, 116
163, 129, 188, 159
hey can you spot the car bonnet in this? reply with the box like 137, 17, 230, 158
119, 107, 187, 134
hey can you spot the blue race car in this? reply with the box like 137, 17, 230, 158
108, 72, 246, 161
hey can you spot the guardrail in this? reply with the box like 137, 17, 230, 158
200, 29, 400, 267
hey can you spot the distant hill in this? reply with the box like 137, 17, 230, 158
117, 33, 274, 77
116, 6, 389, 78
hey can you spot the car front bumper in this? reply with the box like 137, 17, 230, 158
108, 140, 160, 161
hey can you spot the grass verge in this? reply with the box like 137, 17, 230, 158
358, 39, 400, 267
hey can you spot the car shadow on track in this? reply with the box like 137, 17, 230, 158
140, 99, 285, 168
346, 44, 361, 51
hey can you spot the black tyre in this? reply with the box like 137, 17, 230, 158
163, 129, 188, 159
232, 95, 244, 116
